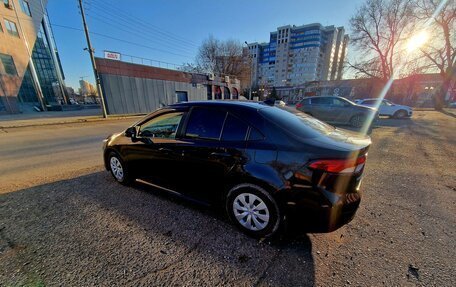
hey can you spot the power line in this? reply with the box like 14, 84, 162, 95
89, 0, 199, 47
85, 12, 195, 56
51, 23, 194, 59
85, 0, 199, 48
85, 0, 199, 50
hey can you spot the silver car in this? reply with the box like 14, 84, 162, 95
296, 96, 377, 128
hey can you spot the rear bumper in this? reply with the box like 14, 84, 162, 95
278, 173, 363, 233
285, 194, 361, 232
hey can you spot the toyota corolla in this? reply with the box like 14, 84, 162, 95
103, 101, 371, 238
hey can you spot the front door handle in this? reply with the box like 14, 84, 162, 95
210, 152, 231, 158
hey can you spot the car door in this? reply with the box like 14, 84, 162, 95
175, 107, 248, 202
381, 100, 396, 116
328, 97, 348, 123
308, 97, 333, 122
124, 110, 187, 190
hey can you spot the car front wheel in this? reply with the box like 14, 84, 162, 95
394, 110, 407, 118
226, 184, 281, 239
108, 152, 133, 185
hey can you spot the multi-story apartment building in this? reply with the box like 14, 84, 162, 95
0, 0, 66, 114
247, 23, 348, 88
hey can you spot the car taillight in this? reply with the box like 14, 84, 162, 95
296, 103, 303, 109
308, 155, 367, 174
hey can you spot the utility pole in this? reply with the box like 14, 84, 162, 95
244, 41, 253, 100
78, 0, 107, 118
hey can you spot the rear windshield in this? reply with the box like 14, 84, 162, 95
259, 106, 335, 139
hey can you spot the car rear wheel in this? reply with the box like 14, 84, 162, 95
108, 152, 133, 185
226, 184, 281, 239
393, 110, 407, 118
350, 114, 365, 128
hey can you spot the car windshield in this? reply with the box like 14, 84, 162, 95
260, 105, 335, 138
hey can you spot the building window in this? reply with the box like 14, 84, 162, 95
4, 19, 19, 37
3, 0, 11, 9
0, 53, 18, 75
175, 91, 188, 103
19, 0, 31, 16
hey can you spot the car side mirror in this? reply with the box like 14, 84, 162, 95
125, 126, 137, 138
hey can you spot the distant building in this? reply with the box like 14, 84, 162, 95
79, 80, 96, 96
246, 23, 348, 88
96, 58, 241, 115
0, 0, 66, 114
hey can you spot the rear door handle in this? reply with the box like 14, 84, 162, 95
158, 147, 174, 154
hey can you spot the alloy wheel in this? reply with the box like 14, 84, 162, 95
110, 156, 124, 181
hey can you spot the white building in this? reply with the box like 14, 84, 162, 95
247, 23, 348, 88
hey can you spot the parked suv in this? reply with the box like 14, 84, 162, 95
296, 96, 377, 128
355, 98, 412, 118
103, 101, 371, 238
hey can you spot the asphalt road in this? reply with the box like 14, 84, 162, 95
0, 111, 455, 286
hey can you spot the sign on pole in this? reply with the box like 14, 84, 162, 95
104, 51, 121, 61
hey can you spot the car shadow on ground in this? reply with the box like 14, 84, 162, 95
0, 171, 315, 286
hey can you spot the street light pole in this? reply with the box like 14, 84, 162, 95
244, 41, 253, 101
78, 0, 107, 118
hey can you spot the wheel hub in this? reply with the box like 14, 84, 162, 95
233, 193, 270, 231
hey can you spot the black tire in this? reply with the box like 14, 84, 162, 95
107, 152, 133, 185
226, 184, 281, 239
393, 110, 407, 119
350, 114, 365, 128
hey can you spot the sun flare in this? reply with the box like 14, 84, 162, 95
407, 30, 429, 52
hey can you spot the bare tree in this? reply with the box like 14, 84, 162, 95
194, 36, 249, 78
349, 0, 415, 83
415, 0, 456, 109
178, 63, 205, 73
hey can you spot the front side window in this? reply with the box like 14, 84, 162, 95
3, 0, 10, 8
382, 100, 393, 106
19, 0, 31, 16
4, 20, 19, 37
362, 100, 376, 105
331, 98, 349, 107
139, 112, 184, 139
221, 114, 249, 141
0, 53, 17, 75
185, 108, 226, 140
311, 97, 331, 105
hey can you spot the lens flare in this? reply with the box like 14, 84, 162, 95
407, 31, 429, 53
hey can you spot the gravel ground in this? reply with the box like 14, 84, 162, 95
0, 111, 455, 286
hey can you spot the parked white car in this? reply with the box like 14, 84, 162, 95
355, 99, 412, 118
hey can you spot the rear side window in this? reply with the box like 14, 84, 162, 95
185, 108, 226, 140
259, 106, 335, 139
311, 97, 331, 105
222, 114, 249, 141
248, 127, 264, 141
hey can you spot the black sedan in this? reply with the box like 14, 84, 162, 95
103, 101, 371, 238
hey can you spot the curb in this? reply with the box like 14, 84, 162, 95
440, 109, 456, 118
0, 114, 146, 129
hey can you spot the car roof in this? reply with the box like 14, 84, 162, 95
306, 96, 346, 100
359, 98, 384, 101
169, 100, 270, 110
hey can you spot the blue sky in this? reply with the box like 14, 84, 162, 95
47, 0, 364, 89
